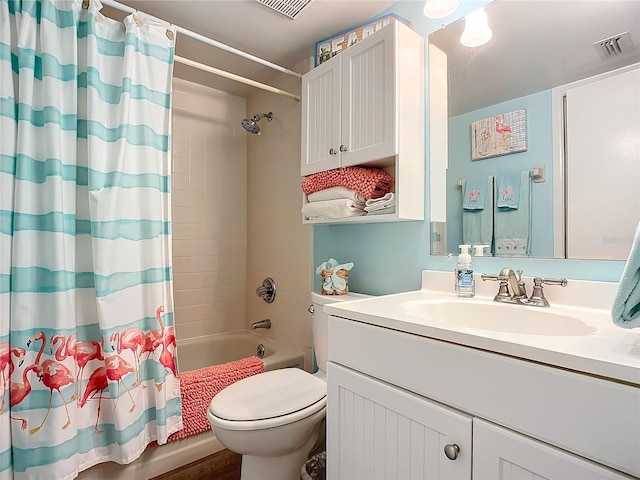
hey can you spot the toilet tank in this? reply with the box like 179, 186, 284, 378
310, 291, 371, 374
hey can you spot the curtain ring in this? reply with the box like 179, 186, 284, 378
82, 0, 90, 9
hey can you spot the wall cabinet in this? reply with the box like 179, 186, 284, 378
327, 316, 638, 479
300, 22, 424, 224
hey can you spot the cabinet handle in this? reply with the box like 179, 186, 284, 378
339, 144, 348, 152
329, 148, 337, 155
443, 443, 460, 460
308, 304, 315, 314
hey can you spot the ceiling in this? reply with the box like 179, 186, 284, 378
101, 0, 397, 96
429, 0, 640, 116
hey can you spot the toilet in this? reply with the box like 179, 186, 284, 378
207, 291, 369, 480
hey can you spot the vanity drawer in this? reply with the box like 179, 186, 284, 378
328, 315, 640, 477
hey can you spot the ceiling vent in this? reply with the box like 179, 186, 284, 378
593, 31, 633, 59
256, 0, 311, 19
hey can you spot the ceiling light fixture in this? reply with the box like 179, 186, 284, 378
423, 0, 459, 19
460, 8, 492, 47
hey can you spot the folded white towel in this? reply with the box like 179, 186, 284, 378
307, 186, 365, 204
364, 193, 395, 212
302, 198, 366, 220
366, 206, 395, 216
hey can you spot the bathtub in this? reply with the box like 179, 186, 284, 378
177, 330, 304, 372
78, 330, 305, 480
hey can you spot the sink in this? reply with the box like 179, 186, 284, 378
402, 299, 597, 336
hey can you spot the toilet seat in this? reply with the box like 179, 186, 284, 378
208, 368, 326, 431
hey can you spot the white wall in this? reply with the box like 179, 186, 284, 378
170, 69, 314, 371
171, 78, 248, 340
246, 60, 315, 371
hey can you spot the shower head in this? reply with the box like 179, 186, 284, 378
241, 112, 273, 135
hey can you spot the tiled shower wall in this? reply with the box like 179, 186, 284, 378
171, 78, 248, 340
246, 60, 314, 370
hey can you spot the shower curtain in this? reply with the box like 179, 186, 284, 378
0, 1, 182, 478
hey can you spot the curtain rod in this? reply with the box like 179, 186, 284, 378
99, 0, 302, 101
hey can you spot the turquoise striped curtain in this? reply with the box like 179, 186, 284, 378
0, 1, 182, 478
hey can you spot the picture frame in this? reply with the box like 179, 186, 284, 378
471, 109, 528, 160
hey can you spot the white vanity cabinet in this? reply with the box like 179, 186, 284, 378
473, 419, 630, 480
327, 315, 639, 479
327, 362, 472, 479
300, 21, 424, 224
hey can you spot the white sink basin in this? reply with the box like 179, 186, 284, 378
402, 299, 597, 336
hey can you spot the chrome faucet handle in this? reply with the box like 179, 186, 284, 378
481, 273, 512, 302
256, 277, 276, 303
515, 269, 527, 299
528, 277, 568, 307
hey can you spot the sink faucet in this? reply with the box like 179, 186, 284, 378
481, 269, 567, 307
499, 268, 527, 299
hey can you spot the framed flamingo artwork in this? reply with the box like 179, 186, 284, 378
471, 109, 528, 160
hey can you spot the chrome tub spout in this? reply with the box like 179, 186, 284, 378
251, 319, 271, 330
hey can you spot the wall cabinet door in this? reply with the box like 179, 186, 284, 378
339, 22, 395, 168
327, 362, 472, 480
301, 23, 398, 176
473, 419, 632, 480
301, 58, 342, 176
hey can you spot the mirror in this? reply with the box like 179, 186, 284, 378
428, 0, 640, 260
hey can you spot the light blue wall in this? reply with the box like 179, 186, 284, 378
313, 0, 625, 295
447, 90, 554, 257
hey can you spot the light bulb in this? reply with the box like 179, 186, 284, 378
460, 8, 492, 47
423, 0, 459, 19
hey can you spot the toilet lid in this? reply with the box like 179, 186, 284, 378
209, 368, 326, 421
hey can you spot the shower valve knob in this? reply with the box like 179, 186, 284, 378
329, 148, 337, 155
339, 144, 348, 152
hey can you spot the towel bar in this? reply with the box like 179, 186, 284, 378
458, 165, 545, 187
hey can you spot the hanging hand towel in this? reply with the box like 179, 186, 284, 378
496, 171, 522, 208
462, 176, 487, 210
302, 198, 365, 220
462, 176, 494, 247
612, 221, 640, 328
364, 193, 395, 212
307, 186, 366, 204
494, 170, 531, 256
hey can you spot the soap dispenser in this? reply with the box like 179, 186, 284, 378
455, 244, 475, 297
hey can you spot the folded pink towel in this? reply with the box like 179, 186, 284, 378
302, 166, 394, 200
149, 356, 264, 446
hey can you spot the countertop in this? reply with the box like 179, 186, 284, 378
324, 271, 640, 385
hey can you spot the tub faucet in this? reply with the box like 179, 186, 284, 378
251, 319, 271, 330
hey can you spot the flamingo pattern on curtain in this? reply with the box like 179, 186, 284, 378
0, 1, 183, 478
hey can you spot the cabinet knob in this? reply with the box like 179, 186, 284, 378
329, 148, 337, 155
308, 304, 315, 314
443, 443, 460, 460
339, 144, 348, 152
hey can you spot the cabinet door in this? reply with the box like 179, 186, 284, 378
473, 419, 632, 480
301, 58, 342, 176
340, 22, 396, 167
327, 363, 471, 480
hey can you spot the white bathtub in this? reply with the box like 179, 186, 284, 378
177, 330, 304, 372
78, 330, 305, 480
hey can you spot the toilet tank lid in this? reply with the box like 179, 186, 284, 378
209, 368, 326, 421
311, 291, 371, 305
